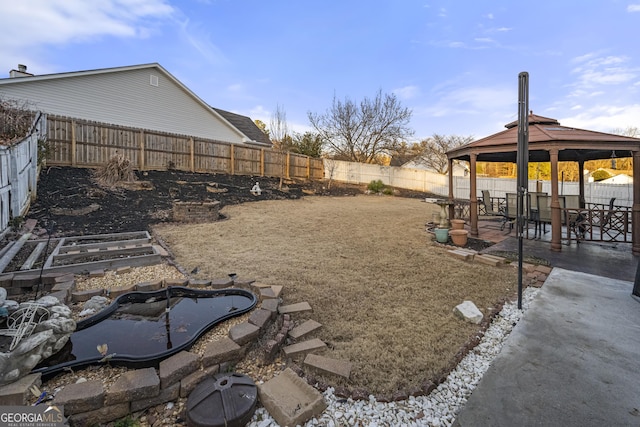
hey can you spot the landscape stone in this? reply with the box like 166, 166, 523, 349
108, 283, 137, 298
0, 274, 14, 288
535, 264, 553, 274
453, 300, 484, 324
130, 382, 180, 413
82, 296, 109, 312
115, 266, 131, 275
180, 365, 219, 398
188, 279, 211, 288
448, 249, 474, 261
136, 280, 163, 292
279, 301, 313, 315
270, 285, 283, 298
68, 402, 130, 427
105, 367, 160, 405
260, 299, 279, 317
282, 338, 327, 358
0, 373, 41, 405
289, 319, 323, 340
71, 288, 104, 302
165, 278, 188, 287
304, 353, 352, 379
210, 278, 233, 289
202, 338, 243, 367
11, 274, 40, 288
159, 351, 200, 389
89, 269, 105, 278
475, 254, 502, 266
248, 309, 272, 330
229, 322, 260, 346
54, 379, 105, 415
260, 287, 277, 300
0, 287, 6, 306
258, 368, 327, 427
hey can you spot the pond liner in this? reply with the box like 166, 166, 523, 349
32, 286, 257, 380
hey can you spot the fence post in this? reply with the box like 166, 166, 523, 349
139, 130, 145, 170
189, 138, 195, 172
286, 152, 291, 179
71, 119, 76, 166
260, 149, 265, 176
230, 144, 235, 175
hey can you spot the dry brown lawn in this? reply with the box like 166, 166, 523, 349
153, 195, 518, 394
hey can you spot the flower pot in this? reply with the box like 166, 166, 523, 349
450, 219, 465, 230
434, 227, 449, 243
449, 229, 469, 247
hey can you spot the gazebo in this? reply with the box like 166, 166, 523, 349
446, 113, 640, 255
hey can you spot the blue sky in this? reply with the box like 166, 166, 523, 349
1, 0, 639, 141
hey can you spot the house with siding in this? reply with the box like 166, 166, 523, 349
0, 63, 271, 147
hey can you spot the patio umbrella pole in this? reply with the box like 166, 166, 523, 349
516, 72, 529, 310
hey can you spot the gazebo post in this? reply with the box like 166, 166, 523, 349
469, 153, 478, 237
549, 149, 562, 252
578, 159, 585, 208
448, 158, 455, 221
633, 151, 640, 255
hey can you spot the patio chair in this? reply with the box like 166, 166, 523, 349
527, 192, 547, 238
536, 195, 566, 237
480, 190, 509, 229
503, 193, 518, 231
564, 195, 586, 241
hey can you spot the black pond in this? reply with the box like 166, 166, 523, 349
33, 287, 257, 378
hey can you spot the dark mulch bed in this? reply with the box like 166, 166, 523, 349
23, 166, 443, 238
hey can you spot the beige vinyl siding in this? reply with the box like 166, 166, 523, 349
0, 68, 245, 143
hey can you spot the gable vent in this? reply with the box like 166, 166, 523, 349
150, 74, 159, 87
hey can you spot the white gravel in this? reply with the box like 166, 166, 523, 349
249, 287, 540, 427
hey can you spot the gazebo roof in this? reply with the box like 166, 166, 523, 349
447, 112, 640, 163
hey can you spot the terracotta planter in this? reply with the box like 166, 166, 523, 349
449, 229, 468, 246
450, 219, 465, 230
434, 227, 449, 243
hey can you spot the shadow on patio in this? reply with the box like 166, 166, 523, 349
467, 218, 637, 282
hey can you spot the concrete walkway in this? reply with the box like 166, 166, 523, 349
454, 268, 640, 426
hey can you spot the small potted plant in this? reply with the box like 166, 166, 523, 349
434, 227, 449, 243
449, 229, 469, 246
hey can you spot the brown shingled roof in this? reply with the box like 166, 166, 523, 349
447, 112, 640, 163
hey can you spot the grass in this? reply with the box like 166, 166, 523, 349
153, 195, 518, 394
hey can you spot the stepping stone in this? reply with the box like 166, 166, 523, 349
279, 302, 312, 315
475, 254, 503, 266
258, 368, 327, 427
288, 319, 322, 340
448, 249, 474, 261
282, 338, 326, 358
304, 353, 352, 379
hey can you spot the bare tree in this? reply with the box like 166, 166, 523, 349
308, 90, 413, 164
269, 104, 290, 189
414, 134, 474, 174
324, 157, 338, 190
611, 126, 639, 138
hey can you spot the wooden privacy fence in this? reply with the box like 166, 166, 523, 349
45, 115, 324, 180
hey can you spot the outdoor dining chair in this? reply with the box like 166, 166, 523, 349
536, 195, 566, 237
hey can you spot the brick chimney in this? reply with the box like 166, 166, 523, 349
9, 64, 33, 78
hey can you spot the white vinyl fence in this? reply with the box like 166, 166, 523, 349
325, 159, 634, 207
0, 112, 43, 234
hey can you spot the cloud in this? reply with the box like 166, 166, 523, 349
0, 0, 174, 48
569, 53, 638, 91
485, 13, 494, 19
176, 19, 229, 67
393, 85, 420, 100
627, 4, 640, 12
561, 104, 640, 132
0, 0, 175, 72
